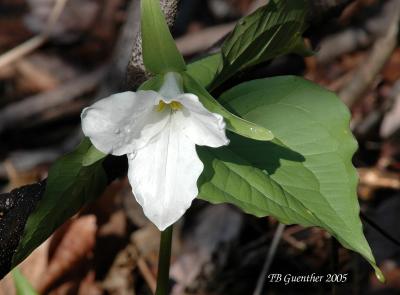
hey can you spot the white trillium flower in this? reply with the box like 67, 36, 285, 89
81, 72, 229, 230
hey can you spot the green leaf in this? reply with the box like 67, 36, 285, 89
212, 0, 308, 89
182, 72, 274, 141
140, 54, 221, 92
141, 0, 186, 74
186, 53, 222, 88
82, 143, 106, 166
12, 139, 107, 267
198, 76, 383, 281
12, 268, 39, 295
138, 74, 164, 91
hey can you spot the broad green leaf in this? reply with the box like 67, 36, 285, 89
12, 139, 107, 267
198, 76, 383, 281
12, 268, 39, 295
138, 74, 164, 91
182, 72, 274, 141
211, 0, 308, 89
141, 0, 186, 74
186, 53, 222, 88
140, 54, 221, 92
82, 143, 106, 166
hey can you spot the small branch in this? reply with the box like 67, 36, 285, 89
176, 23, 235, 56
253, 223, 286, 295
0, 35, 47, 70
138, 256, 157, 293
0, 0, 69, 69
0, 67, 105, 133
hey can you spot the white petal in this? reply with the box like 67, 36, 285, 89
174, 94, 230, 147
81, 91, 169, 156
127, 116, 203, 231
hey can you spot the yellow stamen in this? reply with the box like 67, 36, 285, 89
155, 100, 183, 112
170, 101, 183, 111
156, 101, 166, 112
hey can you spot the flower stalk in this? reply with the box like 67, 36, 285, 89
155, 225, 173, 295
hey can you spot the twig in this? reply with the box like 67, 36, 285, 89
0, 0, 68, 69
175, 0, 268, 56
137, 257, 157, 293
44, 0, 69, 32
0, 35, 47, 70
253, 223, 286, 295
176, 23, 235, 56
380, 80, 400, 138
339, 0, 400, 106
0, 67, 105, 133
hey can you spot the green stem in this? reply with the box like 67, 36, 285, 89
155, 225, 173, 295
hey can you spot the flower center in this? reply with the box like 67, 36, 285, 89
156, 100, 183, 112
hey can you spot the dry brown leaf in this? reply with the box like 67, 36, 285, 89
0, 239, 49, 295
102, 243, 138, 295
77, 271, 102, 295
382, 49, 400, 83
47, 281, 79, 295
37, 215, 97, 294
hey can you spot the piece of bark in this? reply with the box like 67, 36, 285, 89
0, 155, 127, 280
0, 181, 46, 279
126, 0, 179, 89
99, 0, 141, 96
